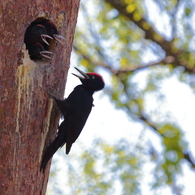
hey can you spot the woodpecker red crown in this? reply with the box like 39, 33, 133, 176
87, 72, 104, 83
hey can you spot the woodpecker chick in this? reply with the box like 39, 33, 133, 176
24, 24, 53, 46
27, 42, 53, 60
42, 20, 66, 44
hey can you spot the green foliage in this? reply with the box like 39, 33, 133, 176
154, 124, 186, 185
49, 139, 143, 195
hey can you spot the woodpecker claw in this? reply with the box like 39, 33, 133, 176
53, 34, 66, 44
72, 67, 90, 79
41, 34, 53, 45
40, 51, 53, 59
47, 92, 55, 98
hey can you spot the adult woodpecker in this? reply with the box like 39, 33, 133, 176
42, 20, 65, 44
27, 42, 53, 60
41, 67, 105, 171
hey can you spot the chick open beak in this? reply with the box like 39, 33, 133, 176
72, 67, 90, 79
40, 51, 53, 59
53, 34, 66, 45
41, 34, 53, 45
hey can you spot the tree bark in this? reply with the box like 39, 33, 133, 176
0, 1, 80, 194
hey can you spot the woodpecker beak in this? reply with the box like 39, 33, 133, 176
72, 67, 90, 79
41, 34, 53, 45
53, 34, 66, 44
39, 51, 53, 59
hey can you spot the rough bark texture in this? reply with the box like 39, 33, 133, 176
0, 1, 80, 194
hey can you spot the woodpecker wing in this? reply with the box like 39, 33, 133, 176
52, 96, 68, 115
64, 85, 93, 154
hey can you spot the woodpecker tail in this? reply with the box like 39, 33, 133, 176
40, 121, 66, 172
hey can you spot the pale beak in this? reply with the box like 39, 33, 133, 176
53, 34, 66, 45
72, 67, 90, 79
41, 34, 53, 45
40, 51, 53, 59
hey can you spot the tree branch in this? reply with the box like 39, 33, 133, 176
105, 0, 173, 53
138, 112, 195, 169
183, 152, 195, 169
105, 0, 195, 74
74, 44, 194, 75
74, 38, 195, 169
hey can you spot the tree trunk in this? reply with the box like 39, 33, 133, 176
0, 1, 80, 194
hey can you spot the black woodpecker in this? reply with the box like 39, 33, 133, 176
41, 67, 105, 171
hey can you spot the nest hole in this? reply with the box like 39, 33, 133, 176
24, 18, 56, 61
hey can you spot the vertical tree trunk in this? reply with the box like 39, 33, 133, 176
0, 1, 80, 194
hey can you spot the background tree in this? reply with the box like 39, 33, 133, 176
48, 0, 195, 194
0, 1, 80, 194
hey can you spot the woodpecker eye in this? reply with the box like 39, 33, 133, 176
92, 76, 95, 79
